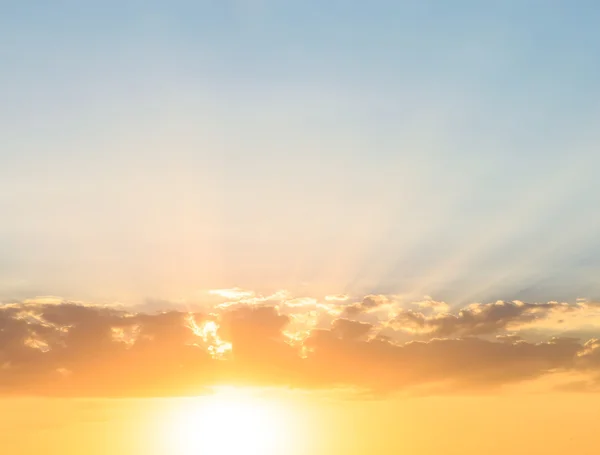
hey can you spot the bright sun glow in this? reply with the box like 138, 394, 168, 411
167, 387, 290, 455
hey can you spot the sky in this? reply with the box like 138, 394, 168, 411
2, 1, 600, 454
3, 0, 600, 304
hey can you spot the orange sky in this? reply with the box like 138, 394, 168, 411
3, 391, 600, 455
2, 291, 600, 453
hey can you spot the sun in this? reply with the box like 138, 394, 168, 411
166, 387, 290, 455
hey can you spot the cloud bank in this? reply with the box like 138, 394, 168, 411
1, 293, 600, 397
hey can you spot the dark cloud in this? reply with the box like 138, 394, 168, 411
0, 300, 599, 397
343, 295, 389, 316
331, 319, 373, 340
392, 301, 572, 337
496, 334, 523, 343
577, 338, 600, 367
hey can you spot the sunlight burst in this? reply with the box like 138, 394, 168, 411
167, 388, 289, 455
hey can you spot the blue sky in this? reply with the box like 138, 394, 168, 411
2, 1, 600, 305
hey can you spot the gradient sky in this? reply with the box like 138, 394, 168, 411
2, 1, 600, 305
4, 4, 600, 455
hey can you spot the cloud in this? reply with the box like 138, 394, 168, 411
577, 338, 600, 367
209, 288, 255, 300
391, 300, 574, 337
496, 333, 523, 343
343, 294, 393, 316
0, 296, 599, 397
285, 297, 318, 308
213, 289, 292, 309
325, 294, 349, 302
22, 296, 65, 305
411, 296, 450, 313
331, 319, 373, 340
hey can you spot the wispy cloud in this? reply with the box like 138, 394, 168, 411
209, 288, 256, 300
325, 294, 349, 302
